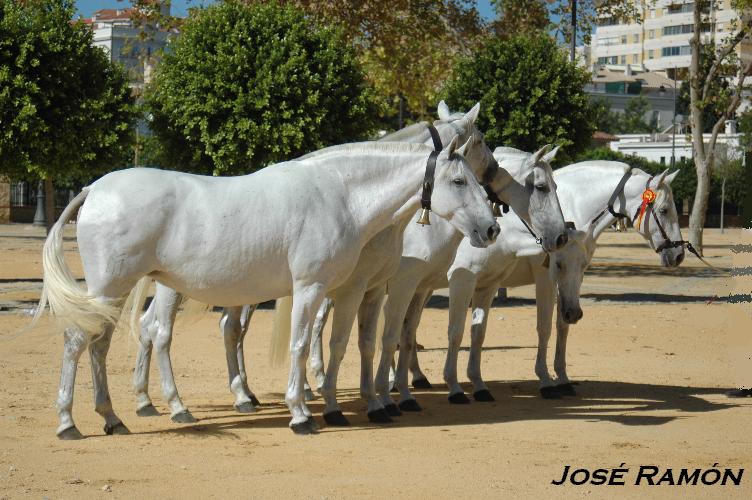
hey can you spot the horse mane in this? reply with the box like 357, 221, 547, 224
553, 161, 632, 181
379, 122, 431, 142
295, 141, 433, 162
493, 146, 529, 157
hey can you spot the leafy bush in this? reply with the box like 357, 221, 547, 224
144, 0, 379, 175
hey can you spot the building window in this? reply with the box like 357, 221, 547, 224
633, 33, 640, 43
663, 24, 709, 36
632, 54, 639, 63
620, 55, 627, 64
648, 49, 654, 59
650, 9, 656, 18
667, 2, 694, 14
661, 45, 691, 57
597, 56, 619, 65
621, 35, 627, 44
649, 29, 655, 39
660, 157, 666, 165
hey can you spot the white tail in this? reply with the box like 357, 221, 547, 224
270, 296, 293, 367
33, 187, 122, 336
124, 277, 150, 340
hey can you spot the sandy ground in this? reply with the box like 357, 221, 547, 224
0, 224, 750, 499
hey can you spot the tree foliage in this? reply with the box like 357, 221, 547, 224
442, 33, 593, 161
144, 0, 379, 175
285, 1, 487, 123
0, 0, 137, 182
590, 96, 658, 135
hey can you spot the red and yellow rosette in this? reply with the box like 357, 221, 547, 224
634, 188, 657, 230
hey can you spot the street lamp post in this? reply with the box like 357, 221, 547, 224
671, 67, 677, 168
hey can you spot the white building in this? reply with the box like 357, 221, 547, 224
592, 0, 751, 78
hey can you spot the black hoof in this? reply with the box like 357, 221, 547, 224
250, 395, 261, 406
235, 401, 257, 414
390, 384, 399, 393
473, 389, 495, 402
540, 386, 562, 399
556, 383, 577, 397
58, 426, 84, 440
384, 403, 402, 417
367, 408, 393, 424
171, 410, 197, 424
398, 399, 422, 412
412, 378, 433, 390
136, 404, 160, 417
290, 417, 318, 435
323, 411, 350, 427
448, 392, 471, 404
103, 422, 130, 436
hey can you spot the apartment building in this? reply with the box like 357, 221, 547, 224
592, 0, 749, 78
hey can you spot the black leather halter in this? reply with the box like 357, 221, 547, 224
419, 125, 443, 214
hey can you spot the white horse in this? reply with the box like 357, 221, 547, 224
132, 103, 570, 426
404, 160, 684, 402
373, 146, 569, 415
36, 138, 500, 439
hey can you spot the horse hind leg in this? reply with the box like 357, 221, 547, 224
237, 304, 260, 406
88, 323, 130, 436
56, 328, 88, 439
308, 297, 333, 397
133, 297, 159, 416
221, 306, 257, 413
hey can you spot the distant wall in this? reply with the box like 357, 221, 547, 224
0, 179, 10, 224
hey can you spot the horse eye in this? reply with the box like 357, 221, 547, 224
659, 207, 668, 215
453, 178, 466, 186
556, 261, 563, 270
535, 184, 549, 192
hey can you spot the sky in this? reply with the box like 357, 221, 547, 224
75, 1, 497, 21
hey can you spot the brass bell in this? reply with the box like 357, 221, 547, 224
417, 207, 431, 225
491, 202, 502, 217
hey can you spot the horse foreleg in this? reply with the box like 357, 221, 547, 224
134, 297, 158, 416
467, 287, 496, 401
533, 267, 558, 399
444, 270, 476, 404
357, 286, 390, 422
376, 281, 417, 416
321, 291, 363, 426
286, 284, 326, 434
237, 304, 260, 406
89, 324, 130, 436
554, 299, 575, 395
151, 285, 192, 422
56, 328, 88, 439
395, 289, 429, 411
409, 293, 433, 388
220, 306, 256, 413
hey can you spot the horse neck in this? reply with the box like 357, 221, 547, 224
315, 148, 427, 239
556, 166, 646, 241
379, 120, 469, 148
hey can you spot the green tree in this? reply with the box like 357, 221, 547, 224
442, 33, 593, 161
144, 0, 379, 175
491, 0, 550, 38
589, 96, 657, 135
0, 0, 137, 225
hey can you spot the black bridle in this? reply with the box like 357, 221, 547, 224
591, 168, 710, 265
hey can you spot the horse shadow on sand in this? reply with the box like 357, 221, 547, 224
126, 379, 742, 439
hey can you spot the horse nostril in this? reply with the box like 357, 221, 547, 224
676, 251, 685, 266
487, 223, 500, 241
555, 232, 568, 249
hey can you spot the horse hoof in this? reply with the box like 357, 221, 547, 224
367, 408, 393, 424
58, 426, 84, 440
250, 395, 261, 407
448, 392, 471, 404
323, 411, 350, 427
473, 389, 495, 402
136, 404, 160, 417
171, 411, 197, 424
290, 417, 318, 435
103, 422, 130, 436
398, 399, 422, 412
540, 386, 562, 399
390, 385, 399, 394
412, 378, 433, 389
235, 402, 257, 414
556, 383, 577, 397
384, 404, 402, 417
304, 388, 316, 401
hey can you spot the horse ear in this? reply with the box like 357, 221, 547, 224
442, 135, 461, 157
652, 169, 669, 188
456, 135, 475, 157
531, 144, 552, 163
463, 102, 481, 124
437, 100, 451, 121
542, 144, 561, 164
664, 169, 680, 185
